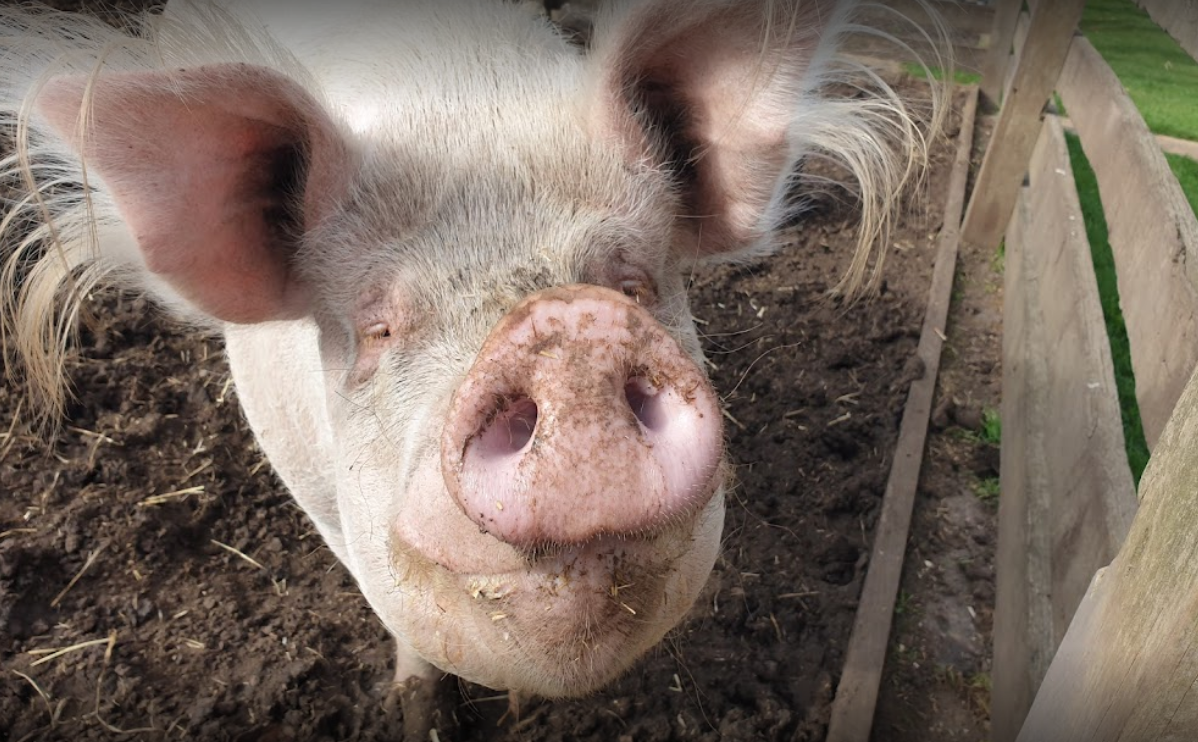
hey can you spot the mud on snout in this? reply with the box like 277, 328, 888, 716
387, 284, 729, 694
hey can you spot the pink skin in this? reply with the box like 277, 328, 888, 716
6, 0, 904, 708
381, 285, 727, 694
442, 284, 725, 549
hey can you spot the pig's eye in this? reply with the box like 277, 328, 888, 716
619, 278, 655, 306
363, 322, 392, 342
349, 321, 398, 387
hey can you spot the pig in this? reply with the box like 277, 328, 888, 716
0, 0, 944, 736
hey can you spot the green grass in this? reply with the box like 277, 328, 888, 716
902, 62, 981, 86
974, 477, 1000, 506
1077, 0, 1198, 214
978, 408, 1001, 446
1080, 0, 1198, 141
1064, 132, 1151, 485
956, 407, 1002, 447
1166, 153, 1198, 217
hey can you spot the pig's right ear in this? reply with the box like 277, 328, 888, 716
36, 64, 351, 324
587, 0, 858, 262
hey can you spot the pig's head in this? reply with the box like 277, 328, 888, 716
11, 0, 931, 696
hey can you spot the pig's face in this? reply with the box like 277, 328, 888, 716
303, 129, 728, 694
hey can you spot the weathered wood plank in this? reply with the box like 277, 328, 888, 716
1134, 0, 1198, 64
960, 0, 1086, 253
1002, 12, 1032, 106
1030, 122, 1137, 645
1017, 366, 1198, 741
1057, 36, 1198, 448
825, 87, 978, 742
1057, 116, 1198, 160
992, 115, 1138, 742
993, 147, 1054, 742
979, 0, 1024, 108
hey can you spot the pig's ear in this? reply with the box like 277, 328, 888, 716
589, 0, 845, 259
588, 0, 920, 285
35, 64, 351, 324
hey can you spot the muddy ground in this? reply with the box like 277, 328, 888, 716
0, 5, 1002, 742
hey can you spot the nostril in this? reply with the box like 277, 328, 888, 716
474, 396, 538, 459
445, 285, 727, 548
625, 376, 666, 432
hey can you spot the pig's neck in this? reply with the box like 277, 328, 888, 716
223, 320, 345, 560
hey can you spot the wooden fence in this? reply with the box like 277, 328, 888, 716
1135, 0, 1198, 63
968, 1, 1198, 740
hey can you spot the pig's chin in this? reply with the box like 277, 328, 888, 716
384, 460, 725, 696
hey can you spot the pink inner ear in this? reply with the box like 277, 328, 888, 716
592, 1, 834, 258
655, 34, 792, 251
37, 65, 349, 324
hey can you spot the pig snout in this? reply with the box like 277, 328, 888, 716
442, 284, 724, 549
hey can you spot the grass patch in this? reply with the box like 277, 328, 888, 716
974, 477, 1000, 506
1080, 0, 1198, 141
1064, 132, 1151, 485
902, 62, 981, 86
935, 666, 993, 717
966, 672, 992, 717
1166, 153, 1198, 218
1057, 0, 1197, 489
978, 408, 1001, 446
954, 408, 1002, 447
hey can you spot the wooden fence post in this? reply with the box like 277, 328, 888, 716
979, 0, 1023, 108
960, 0, 1087, 253
1016, 362, 1198, 741
1001, 12, 1033, 107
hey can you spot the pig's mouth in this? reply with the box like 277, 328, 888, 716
459, 519, 717, 695
464, 532, 684, 624
387, 487, 725, 696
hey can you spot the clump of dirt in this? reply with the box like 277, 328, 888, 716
0, 13, 997, 739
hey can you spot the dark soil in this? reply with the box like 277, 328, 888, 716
869, 104, 1000, 742
0, 6, 1000, 741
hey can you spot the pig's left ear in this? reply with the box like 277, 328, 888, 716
588, 0, 860, 260
35, 64, 351, 324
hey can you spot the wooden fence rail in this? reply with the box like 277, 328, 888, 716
993, 114, 1138, 742
976, 2, 1198, 741
1134, 0, 1198, 63
960, 0, 1086, 252
1016, 364, 1198, 741
978, 0, 1022, 108
1057, 35, 1198, 449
